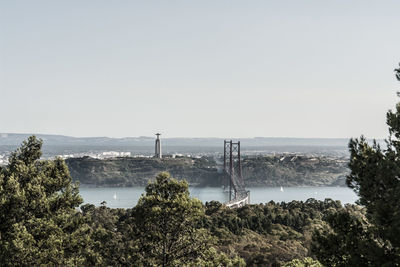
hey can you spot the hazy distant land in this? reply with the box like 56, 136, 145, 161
0, 133, 359, 158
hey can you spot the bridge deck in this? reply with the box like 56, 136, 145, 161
225, 191, 250, 208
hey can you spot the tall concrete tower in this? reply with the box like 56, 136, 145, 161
155, 133, 162, 158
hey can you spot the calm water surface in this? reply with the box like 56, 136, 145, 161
79, 186, 358, 209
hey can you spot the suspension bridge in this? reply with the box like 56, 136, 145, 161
223, 140, 250, 208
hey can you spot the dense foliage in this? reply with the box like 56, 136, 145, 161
131, 172, 245, 266
202, 199, 344, 266
81, 193, 340, 266
0, 136, 98, 266
80, 195, 348, 266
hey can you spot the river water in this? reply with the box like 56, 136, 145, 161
79, 186, 358, 209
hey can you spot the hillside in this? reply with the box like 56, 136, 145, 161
66, 156, 224, 187
242, 155, 348, 187
66, 155, 349, 187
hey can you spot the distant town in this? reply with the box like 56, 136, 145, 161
0, 133, 360, 167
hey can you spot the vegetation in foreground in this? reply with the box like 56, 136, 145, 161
1, 136, 339, 266
1, 66, 399, 266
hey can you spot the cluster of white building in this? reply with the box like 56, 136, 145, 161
58, 151, 131, 160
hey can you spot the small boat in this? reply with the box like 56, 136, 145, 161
280, 186, 284, 192
113, 192, 117, 200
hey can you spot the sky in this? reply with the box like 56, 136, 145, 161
1, 1, 400, 139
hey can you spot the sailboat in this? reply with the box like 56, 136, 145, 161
280, 186, 284, 192
113, 192, 117, 200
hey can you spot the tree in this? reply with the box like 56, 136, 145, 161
312, 65, 400, 266
131, 172, 244, 266
81, 204, 129, 265
312, 206, 392, 266
0, 136, 98, 266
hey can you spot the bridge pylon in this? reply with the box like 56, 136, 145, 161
223, 140, 250, 207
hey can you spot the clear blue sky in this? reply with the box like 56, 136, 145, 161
1, 1, 399, 138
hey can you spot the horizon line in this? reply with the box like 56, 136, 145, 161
0, 132, 386, 140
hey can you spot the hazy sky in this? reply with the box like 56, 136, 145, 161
1, 1, 400, 138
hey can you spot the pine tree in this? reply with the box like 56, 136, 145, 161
312, 65, 400, 266
0, 136, 99, 266
131, 172, 244, 266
